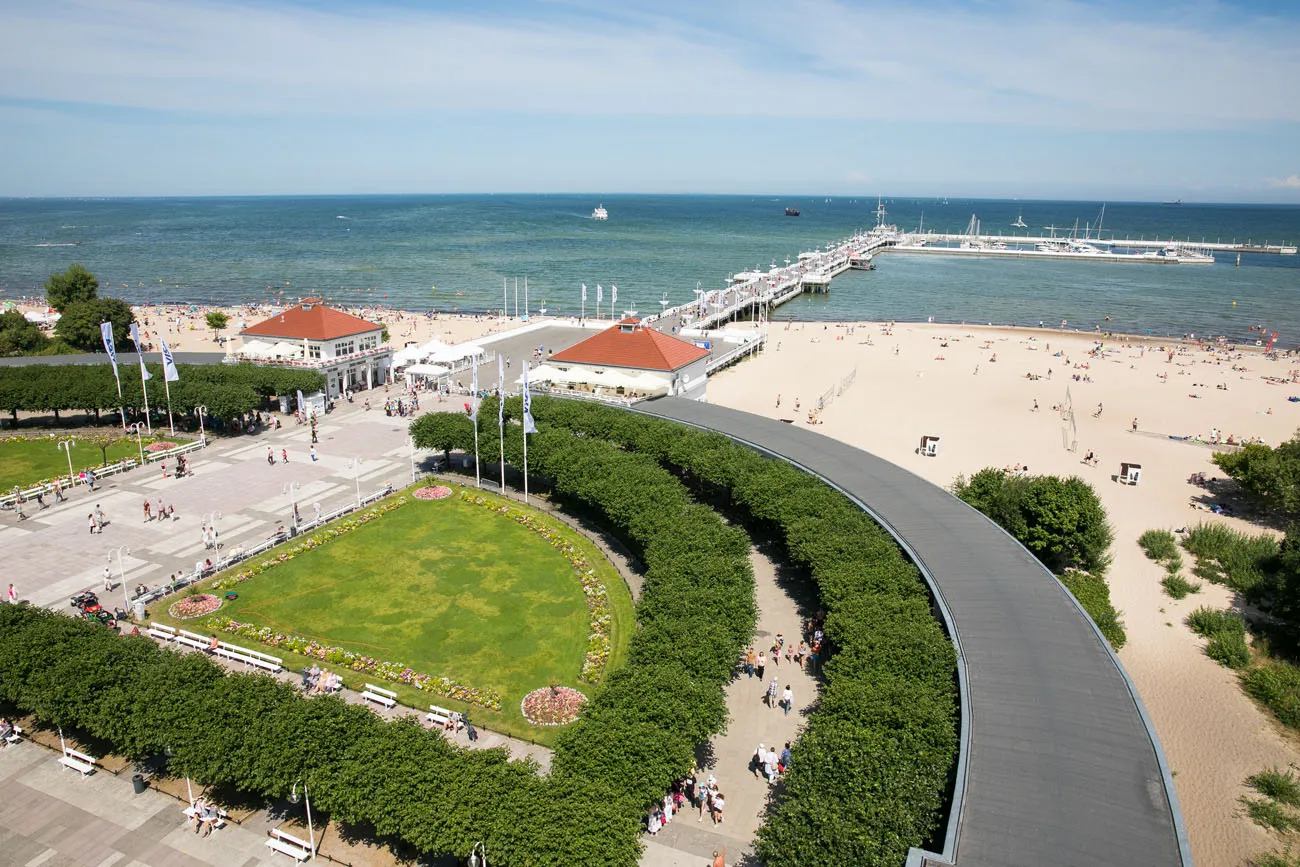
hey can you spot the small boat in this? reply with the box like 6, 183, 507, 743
1163, 199, 1182, 206
785, 207, 800, 217
1012, 211, 1028, 229
591, 204, 608, 221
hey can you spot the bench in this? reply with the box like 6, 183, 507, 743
59, 747, 98, 777
362, 684, 397, 709
427, 705, 463, 731
3, 725, 23, 746
265, 828, 314, 862
148, 622, 178, 643
218, 641, 281, 673
184, 804, 228, 831
176, 629, 212, 652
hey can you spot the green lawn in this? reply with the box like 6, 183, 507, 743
0, 435, 185, 490
155, 487, 634, 745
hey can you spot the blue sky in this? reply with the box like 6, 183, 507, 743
0, 0, 1298, 201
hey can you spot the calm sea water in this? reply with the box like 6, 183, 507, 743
1, 195, 1297, 342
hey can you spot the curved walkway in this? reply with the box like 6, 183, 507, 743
641, 398, 1191, 867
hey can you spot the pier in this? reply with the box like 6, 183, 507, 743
908, 233, 1296, 255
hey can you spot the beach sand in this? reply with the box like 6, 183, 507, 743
708, 320, 1300, 866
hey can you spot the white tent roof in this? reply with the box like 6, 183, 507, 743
516, 364, 562, 385
240, 339, 275, 357
405, 363, 450, 377
630, 371, 671, 390
428, 342, 487, 364
419, 338, 451, 355
393, 345, 426, 365
268, 341, 304, 358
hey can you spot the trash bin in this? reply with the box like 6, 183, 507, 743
132, 773, 147, 795
133, 600, 145, 620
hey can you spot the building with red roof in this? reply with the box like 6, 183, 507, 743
237, 299, 390, 398
547, 318, 710, 400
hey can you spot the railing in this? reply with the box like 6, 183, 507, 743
141, 440, 204, 464
0, 458, 139, 509
706, 336, 765, 374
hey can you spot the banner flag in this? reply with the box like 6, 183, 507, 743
129, 323, 152, 380
497, 355, 504, 430
581, 284, 587, 302
296, 389, 305, 414
470, 363, 479, 422
596, 284, 603, 305
611, 284, 618, 305
522, 362, 537, 434
100, 322, 120, 383
160, 337, 180, 382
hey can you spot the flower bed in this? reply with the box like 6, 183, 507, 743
413, 485, 454, 500
204, 616, 502, 710
460, 491, 613, 683
169, 594, 222, 620
521, 685, 588, 726
211, 498, 407, 591
145, 441, 179, 453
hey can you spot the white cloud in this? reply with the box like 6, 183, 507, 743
1270, 174, 1300, 188
0, 0, 1297, 129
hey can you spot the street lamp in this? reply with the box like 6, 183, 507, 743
287, 780, 316, 860
469, 841, 488, 867
58, 438, 76, 483
127, 422, 146, 467
283, 483, 300, 529
409, 436, 418, 484
195, 405, 208, 446
348, 457, 362, 507
108, 545, 130, 616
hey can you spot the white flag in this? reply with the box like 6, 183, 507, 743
596, 284, 603, 305
611, 285, 618, 305
296, 389, 305, 414
160, 337, 180, 382
522, 362, 537, 434
470, 363, 479, 422
496, 356, 505, 450
129, 323, 152, 380
581, 284, 587, 302
100, 322, 120, 384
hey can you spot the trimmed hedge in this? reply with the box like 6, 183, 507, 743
0, 362, 325, 424
475, 396, 960, 867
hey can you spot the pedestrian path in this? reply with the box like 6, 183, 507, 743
641, 546, 819, 867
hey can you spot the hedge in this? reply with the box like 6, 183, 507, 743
0, 362, 325, 424
422, 396, 959, 867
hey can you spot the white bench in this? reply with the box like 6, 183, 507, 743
427, 705, 463, 731
59, 747, 98, 777
148, 623, 178, 643
184, 804, 228, 831
176, 629, 212, 652
217, 641, 281, 673
265, 828, 314, 862
3, 725, 23, 745
212, 645, 263, 669
361, 684, 397, 709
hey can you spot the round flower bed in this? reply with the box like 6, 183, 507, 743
413, 485, 454, 501
169, 593, 222, 620
521, 685, 588, 726
145, 441, 179, 453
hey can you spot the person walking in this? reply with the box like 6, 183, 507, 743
782, 684, 794, 716
309, 445, 318, 462
281, 448, 289, 463
743, 648, 755, 678
1132, 417, 1139, 433
755, 650, 766, 682
103, 565, 113, 591
88, 512, 97, 534
95, 504, 106, 530
766, 676, 779, 709
53, 479, 64, 503
7, 584, 16, 604
143, 499, 152, 522
267, 448, 275, 466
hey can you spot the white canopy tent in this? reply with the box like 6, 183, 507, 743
268, 341, 304, 359
515, 364, 562, 385
393, 345, 427, 366
239, 339, 276, 358
404, 363, 451, 379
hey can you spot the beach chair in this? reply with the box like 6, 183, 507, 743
919, 435, 941, 457
1119, 462, 1142, 485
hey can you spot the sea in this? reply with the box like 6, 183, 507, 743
1, 195, 1298, 343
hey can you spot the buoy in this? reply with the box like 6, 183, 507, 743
1232, 301, 1237, 306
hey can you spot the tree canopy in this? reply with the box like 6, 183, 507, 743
54, 298, 135, 353
1214, 431, 1300, 518
0, 311, 51, 356
43, 264, 100, 312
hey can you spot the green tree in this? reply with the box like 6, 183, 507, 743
205, 311, 229, 343
1215, 433, 1300, 518
0, 310, 51, 356
54, 298, 135, 353
43, 264, 99, 313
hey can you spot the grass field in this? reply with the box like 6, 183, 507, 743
155, 487, 634, 744
0, 435, 183, 490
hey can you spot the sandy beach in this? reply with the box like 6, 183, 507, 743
707, 320, 1300, 866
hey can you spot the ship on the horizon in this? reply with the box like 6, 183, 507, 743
1163, 199, 1182, 206
785, 207, 800, 217
591, 204, 608, 221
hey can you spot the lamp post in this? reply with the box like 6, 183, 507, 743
288, 781, 316, 860
283, 483, 300, 529
127, 422, 146, 467
108, 545, 130, 615
348, 457, 362, 507
195, 405, 208, 446
409, 436, 418, 484
58, 438, 76, 483
469, 841, 488, 867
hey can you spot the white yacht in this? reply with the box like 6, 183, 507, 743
591, 204, 608, 221
1012, 211, 1028, 229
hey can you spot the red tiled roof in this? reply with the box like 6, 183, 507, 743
550, 322, 709, 372
241, 303, 381, 341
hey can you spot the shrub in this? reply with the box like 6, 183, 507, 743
1207, 630, 1252, 669
1247, 767, 1300, 808
1252, 847, 1300, 867
1243, 796, 1300, 833
1213, 433, 1300, 518
1187, 606, 1246, 638
1161, 574, 1202, 600
1139, 529, 1181, 564
1243, 664, 1300, 730
1059, 571, 1126, 651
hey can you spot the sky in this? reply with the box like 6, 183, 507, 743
0, 0, 1298, 201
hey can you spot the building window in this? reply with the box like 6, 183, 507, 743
336, 340, 355, 356
309, 344, 321, 359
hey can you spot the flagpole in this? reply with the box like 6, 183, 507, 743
163, 376, 175, 436
514, 278, 519, 319
472, 364, 481, 489
503, 277, 508, 319
115, 378, 127, 432
521, 365, 529, 506
136, 356, 152, 435
497, 357, 505, 496
524, 277, 529, 320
